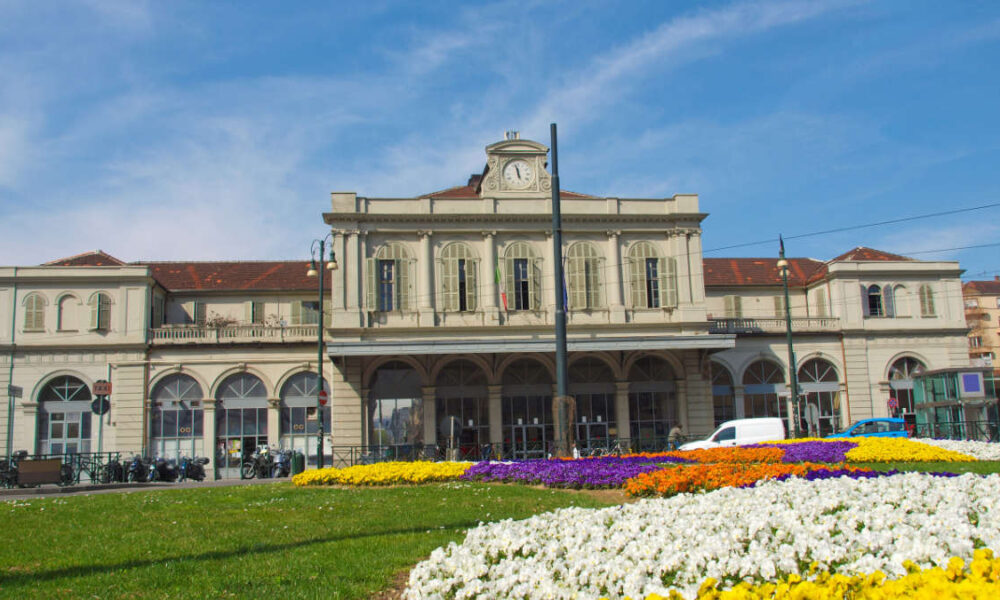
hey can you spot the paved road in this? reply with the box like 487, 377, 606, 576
0, 476, 291, 501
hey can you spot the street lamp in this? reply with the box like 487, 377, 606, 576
308, 234, 338, 468
777, 236, 802, 439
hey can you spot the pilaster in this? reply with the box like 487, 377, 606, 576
614, 381, 630, 441
488, 384, 503, 445
422, 385, 436, 446
607, 230, 625, 324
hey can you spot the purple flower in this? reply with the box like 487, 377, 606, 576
746, 441, 858, 463
461, 455, 691, 489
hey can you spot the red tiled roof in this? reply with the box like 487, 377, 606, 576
829, 247, 912, 262
138, 261, 316, 292
43, 250, 127, 267
703, 258, 826, 287
965, 279, 1000, 295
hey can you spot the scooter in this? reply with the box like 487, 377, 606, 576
127, 454, 150, 482
271, 449, 292, 478
178, 456, 209, 482
149, 457, 179, 482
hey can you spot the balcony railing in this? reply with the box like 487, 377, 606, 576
150, 324, 319, 345
708, 317, 841, 334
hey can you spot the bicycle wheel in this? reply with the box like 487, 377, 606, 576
240, 461, 256, 480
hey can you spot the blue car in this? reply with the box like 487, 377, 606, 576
826, 417, 908, 438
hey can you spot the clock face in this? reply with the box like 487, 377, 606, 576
502, 159, 534, 188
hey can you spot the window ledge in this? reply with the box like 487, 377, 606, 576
57, 329, 79, 333
22, 328, 45, 333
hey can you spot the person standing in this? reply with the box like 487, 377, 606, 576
668, 423, 684, 449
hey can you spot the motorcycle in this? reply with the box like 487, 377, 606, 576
240, 445, 273, 480
127, 455, 150, 482
178, 456, 209, 482
271, 448, 292, 478
149, 457, 179, 482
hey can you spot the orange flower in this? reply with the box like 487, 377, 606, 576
623, 462, 860, 497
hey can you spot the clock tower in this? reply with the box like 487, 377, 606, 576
479, 131, 552, 198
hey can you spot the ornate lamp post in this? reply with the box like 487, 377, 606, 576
777, 237, 802, 439
307, 235, 337, 468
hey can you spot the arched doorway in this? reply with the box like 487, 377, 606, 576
628, 356, 677, 451
435, 360, 488, 460
568, 356, 615, 453
215, 373, 268, 479
367, 361, 423, 457
798, 359, 840, 436
711, 363, 735, 427
501, 358, 552, 459
150, 374, 204, 460
742, 359, 789, 434
279, 372, 330, 468
37, 375, 93, 455
889, 357, 925, 420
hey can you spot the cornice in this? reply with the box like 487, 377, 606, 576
324, 212, 708, 227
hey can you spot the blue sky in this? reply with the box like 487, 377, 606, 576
1, 0, 999, 280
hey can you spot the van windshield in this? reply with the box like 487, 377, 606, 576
713, 427, 735, 442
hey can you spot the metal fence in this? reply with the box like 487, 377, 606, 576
910, 420, 1000, 443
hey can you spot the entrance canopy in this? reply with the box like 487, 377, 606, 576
325, 334, 735, 357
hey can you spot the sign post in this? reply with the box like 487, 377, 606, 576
92, 380, 112, 455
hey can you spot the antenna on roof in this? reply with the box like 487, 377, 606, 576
504, 130, 520, 141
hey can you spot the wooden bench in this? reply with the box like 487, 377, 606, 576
17, 458, 65, 486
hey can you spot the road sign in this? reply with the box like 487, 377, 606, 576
7, 385, 22, 398
93, 380, 112, 396
91, 398, 111, 415
318, 390, 329, 406
887, 397, 899, 410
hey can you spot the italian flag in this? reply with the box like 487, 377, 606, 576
496, 263, 508, 311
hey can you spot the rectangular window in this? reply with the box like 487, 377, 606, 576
645, 258, 660, 308
773, 295, 785, 317
96, 295, 111, 331
513, 258, 530, 310
724, 295, 742, 318
193, 301, 207, 326
971, 336, 983, 349
300, 301, 320, 325
378, 260, 395, 312
151, 296, 165, 328
251, 301, 265, 324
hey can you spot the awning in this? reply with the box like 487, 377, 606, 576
326, 334, 735, 357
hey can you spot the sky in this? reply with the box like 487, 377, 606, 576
1, 0, 999, 280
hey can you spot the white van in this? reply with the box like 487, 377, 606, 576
678, 417, 786, 450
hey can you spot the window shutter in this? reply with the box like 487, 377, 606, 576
440, 259, 453, 312
323, 299, 332, 326
396, 258, 413, 312
365, 257, 376, 311
26, 295, 44, 330
659, 258, 677, 308
531, 257, 542, 310
194, 301, 206, 326
89, 296, 99, 330
774, 295, 785, 317
883, 285, 895, 317
245, 302, 253, 324
567, 256, 582, 310
734, 296, 742, 317
503, 257, 515, 309
861, 285, 870, 317
290, 301, 301, 326
920, 285, 935, 317
466, 260, 478, 311
627, 257, 643, 308
815, 291, 827, 317
594, 257, 605, 308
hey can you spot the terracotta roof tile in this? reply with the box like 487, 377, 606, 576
43, 250, 126, 267
965, 279, 1000, 295
703, 257, 826, 287
829, 247, 912, 262
138, 261, 316, 292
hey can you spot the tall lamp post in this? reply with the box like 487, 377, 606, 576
776, 236, 801, 439
307, 234, 337, 468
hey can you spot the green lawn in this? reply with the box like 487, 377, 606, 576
0, 482, 616, 599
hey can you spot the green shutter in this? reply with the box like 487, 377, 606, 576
531, 257, 542, 310
89, 296, 99, 330
466, 259, 478, 311
323, 299, 332, 326
290, 300, 301, 326
774, 295, 785, 317
627, 257, 643, 308
659, 258, 678, 308
441, 259, 455, 312
593, 257, 605, 308
365, 257, 376, 311
504, 257, 515, 310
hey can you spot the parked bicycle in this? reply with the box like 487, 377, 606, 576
0, 450, 28, 488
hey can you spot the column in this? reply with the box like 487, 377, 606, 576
418, 231, 434, 324
422, 386, 437, 448
488, 384, 503, 446
267, 397, 281, 448
733, 385, 746, 419
607, 230, 625, 323
482, 232, 499, 322
614, 382, 630, 445
202, 398, 218, 480
675, 379, 688, 428
335, 231, 347, 310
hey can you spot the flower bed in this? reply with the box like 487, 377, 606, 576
844, 437, 976, 463
463, 455, 690, 489
913, 438, 1000, 461
291, 461, 471, 486
623, 462, 869, 497
403, 473, 1000, 599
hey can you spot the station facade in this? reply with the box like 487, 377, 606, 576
0, 135, 975, 476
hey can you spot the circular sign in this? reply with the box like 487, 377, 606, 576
318, 390, 329, 406
91, 398, 110, 415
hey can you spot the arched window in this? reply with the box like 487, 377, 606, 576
888, 357, 925, 416
628, 356, 677, 450
58, 295, 81, 331
24, 293, 47, 331
501, 358, 552, 459
711, 362, 735, 427
368, 361, 423, 450
279, 372, 330, 467
438, 243, 478, 312
150, 374, 204, 460
436, 360, 488, 458
89, 292, 112, 331
566, 242, 605, 310
37, 375, 92, 455
627, 242, 677, 309
798, 359, 840, 436
568, 356, 616, 452
742, 359, 789, 433
503, 242, 542, 311
919, 284, 936, 317
215, 373, 268, 478
864, 284, 883, 317
366, 243, 414, 313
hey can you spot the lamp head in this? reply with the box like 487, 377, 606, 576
327, 250, 338, 270
776, 258, 788, 270
306, 260, 318, 278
